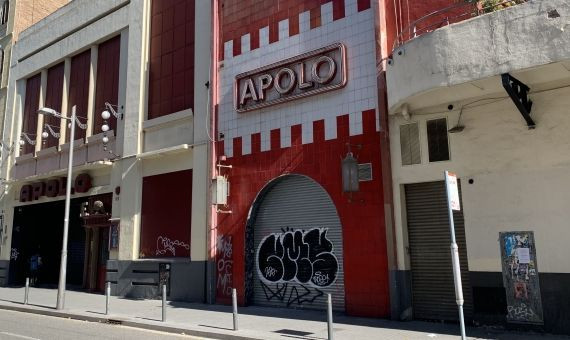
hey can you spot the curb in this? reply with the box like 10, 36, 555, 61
0, 303, 261, 340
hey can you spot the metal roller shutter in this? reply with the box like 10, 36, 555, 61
253, 175, 345, 311
405, 181, 472, 321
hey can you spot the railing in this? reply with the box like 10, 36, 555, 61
392, 0, 528, 51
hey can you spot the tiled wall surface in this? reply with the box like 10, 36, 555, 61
219, 0, 377, 158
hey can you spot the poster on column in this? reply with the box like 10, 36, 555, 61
499, 231, 543, 324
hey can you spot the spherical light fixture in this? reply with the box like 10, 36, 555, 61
101, 110, 111, 120
42, 131, 49, 139
102, 136, 109, 144
19, 139, 25, 146
101, 124, 110, 132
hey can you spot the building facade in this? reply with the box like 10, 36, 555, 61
386, 0, 570, 335
0, 0, 69, 167
0, 0, 212, 301
212, 0, 395, 317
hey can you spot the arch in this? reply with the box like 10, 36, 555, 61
244, 174, 345, 310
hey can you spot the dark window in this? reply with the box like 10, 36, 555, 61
148, 0, 195, 119
427, 118, 450, 162
94, 35, 121, 135
139, 169, 192, 258
43, 62, 65, 149
400, 122, 421, 165
21, 74, 41, 155
67, 49, 91, 142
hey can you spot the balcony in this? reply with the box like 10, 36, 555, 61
386, 0, 570, 113
12, 133, 116, 180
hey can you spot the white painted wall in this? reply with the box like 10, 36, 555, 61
390, 86, 570, 274
386, 0, 570, 112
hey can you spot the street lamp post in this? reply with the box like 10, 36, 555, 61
38, 105, 76, 310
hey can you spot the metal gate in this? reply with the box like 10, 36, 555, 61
252, 175, 345, 311
405, 181, 472, 321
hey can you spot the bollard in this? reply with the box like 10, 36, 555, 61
24, 278, 29, 305
161, 284, 167, 322
327, 293, 334, 340
232, 288, 238, 331
105, 282, 111, 315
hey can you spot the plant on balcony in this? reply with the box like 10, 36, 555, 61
464, 0, 526, 14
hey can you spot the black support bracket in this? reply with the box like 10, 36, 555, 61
501, 73, 535, 129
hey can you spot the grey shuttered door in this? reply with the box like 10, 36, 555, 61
405, 181, 472, 321
253, 175, 345, 311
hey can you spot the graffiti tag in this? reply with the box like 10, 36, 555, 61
259, 281, 324, 307
10, 248, 18, 261
216, 235, 233, 297
156, 236, 189, 256
257, 228, 339, 287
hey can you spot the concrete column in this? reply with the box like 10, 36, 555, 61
86, 45, 98, 138
59, 57, 71, 144
35, 69, 48, 152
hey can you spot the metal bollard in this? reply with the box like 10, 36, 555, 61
327, 293, 334, 340
24, 278, 29, 305
232, 288, 238, 331
161, 284, 167, 322
105, 282, 111, 315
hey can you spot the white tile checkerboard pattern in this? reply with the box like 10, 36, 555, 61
219, 0, 377, 157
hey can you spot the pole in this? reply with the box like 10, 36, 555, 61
232, 288, 238, 331
327, 293, 334, 340
444, 171, 466, 340
162, 284, 166, 322
56, 105, 75, 310
24, 278, 29, 305
105, 281, 111, 315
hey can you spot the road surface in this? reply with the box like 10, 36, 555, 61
0, 309, 206, 340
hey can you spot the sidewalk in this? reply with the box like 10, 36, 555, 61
0, 287, 566, 340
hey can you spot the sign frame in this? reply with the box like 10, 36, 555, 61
234, 43, 347, 113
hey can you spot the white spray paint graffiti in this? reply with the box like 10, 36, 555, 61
156, 236, 190, 256
10, 248, 18, 261
216, 235, 233, 297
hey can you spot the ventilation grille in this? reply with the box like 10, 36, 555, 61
358, 163, 373, 181
400, 122, 421, 166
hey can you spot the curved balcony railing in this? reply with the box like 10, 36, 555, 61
392, 0, 528, 52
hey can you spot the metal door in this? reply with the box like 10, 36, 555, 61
405, 181, 472, 321
252, 175, 345, 311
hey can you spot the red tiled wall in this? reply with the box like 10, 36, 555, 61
148, 0, 195, 119
140, 169, 193, 258
94, 35, 120, 135
216, 110, 390, 317
219, 0, 365, 60
67, 50, 91, 142
43, 62, 64, 149
21, 74, 41, 155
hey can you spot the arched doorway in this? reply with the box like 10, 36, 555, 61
245, 174, 345, 311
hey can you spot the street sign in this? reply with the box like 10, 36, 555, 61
446, 171, 461, 211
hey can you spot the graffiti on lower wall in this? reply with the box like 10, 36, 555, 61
156, 236, 190, 256
10, 248, 18, 261
216, 235, 233, 298
256, 227, 340, 306
499, 231, 543, 324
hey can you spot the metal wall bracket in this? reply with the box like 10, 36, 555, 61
501, 73, 535, 129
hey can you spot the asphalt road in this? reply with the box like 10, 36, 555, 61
0, 309, 206, 340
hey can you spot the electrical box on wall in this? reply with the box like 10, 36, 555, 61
212, 176, 229, 205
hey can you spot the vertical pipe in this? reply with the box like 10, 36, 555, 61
162, 284, 166, 322
327, 293, 334, 340
105, 281, 110, 315
232, 288, 238, 331
24, 277, 29, 305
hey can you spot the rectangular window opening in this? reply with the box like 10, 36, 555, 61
427, 118, 450, 162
